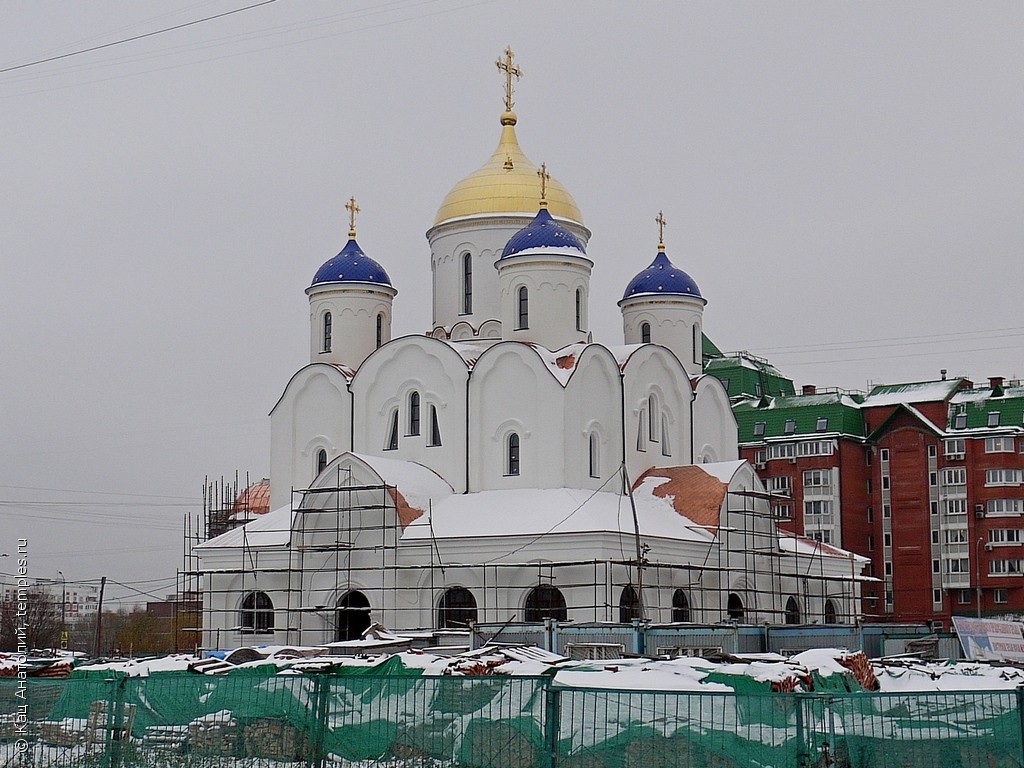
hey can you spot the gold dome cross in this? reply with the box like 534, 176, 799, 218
496, 46, 522, 113
656, 210, 667, 249
537, 162, 550, 205
345, 196, 360, 238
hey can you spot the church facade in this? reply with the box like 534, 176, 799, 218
196, 53, 864, 649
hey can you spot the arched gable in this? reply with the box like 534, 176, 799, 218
563, 345, 623, 489
693, 374, 738, 463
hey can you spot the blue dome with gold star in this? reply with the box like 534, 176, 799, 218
311, 238, 392, 287
622, 249, 702, 300
500, 207, 586, 259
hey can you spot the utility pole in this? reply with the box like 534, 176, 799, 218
975, 538, 984, 619
94, 576, 106, 656
57, 571, 66, 650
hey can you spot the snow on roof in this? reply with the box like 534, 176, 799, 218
524, 342, 590, 386
951, 385, 1024, 404
632, 465, 735, 531
601, 344, 644, 370
778, 534, 868, 563
442, 340, 485, 367
348, 453, 454, 519
862, 379, 962, 407
402, 485, 715, 544
195, 503, 294, 550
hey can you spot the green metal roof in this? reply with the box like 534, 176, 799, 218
733, 391, 866, 443
705, 352, 795, 399
949, 386, 1024, 431
701, 333, 724, 360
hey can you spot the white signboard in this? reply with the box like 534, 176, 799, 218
952, 617, 1024, 662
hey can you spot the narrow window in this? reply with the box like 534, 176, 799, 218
640, 322, 651, 344
316, 449, 328, 476
648, 395, 658, 442
589, 433, 599, 478
823, 599, 838, 624
428, 405, 442, 447
507, 433, 520, 476
671, 590, 690, 622
785, 596, 801, 625
376, 313, 383, 349
618, 585, 643, 623
727, 593, 744, 621
575, 288, 583, 331
753, 422, 765, 436
661, 415, 671, 457
637, 410, 647, 451
517, 286, 529, 329
408, 392, 421, 436
462, 252, 473, 314
322, 312, 332, 353
385, 410, 399, 451
693, 324, 700, 365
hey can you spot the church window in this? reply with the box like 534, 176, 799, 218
824, 599, 838, 624
618, 585, 643, 623
648, 395, 658, 442
693, 324, 701, 365
640, 322, 651, 344
671, 589, 691, 622
727, 593, 744, 621
240, 591, 274, 634
376, 313, 383, 349
385, 410, 399, 451
462, 253, 473, 315
507, 433, 521, 476
785, 596, 801, 625
575, 288, 583, 331
517, 286, 529, 329
661, 415, 671, 457
316, 449, 328, 476
524, 584, 567, 622
336, 590, 371, 642
438, 587, 477, 628
408, 392, 421, 435
588, 433, 599, 478
637, 410, 646, 452
322, 312, 332, 353
428, 405, 442, 447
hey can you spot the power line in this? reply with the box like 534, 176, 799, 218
0, 483, 194, 500
0, 0, 279, 75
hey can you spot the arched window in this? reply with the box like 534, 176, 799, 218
575, 288, 583, 331
640, 322, 651, 344
385, 409, 399, 451
462, 253, 473, 315
824, 599, 838, 625
240, 591, 274, 634
693, 324, 701, 365
408, 392, 420, 435
785, 597, 801, 625
428, 405, 442, 447
438, 587, 477, 628
672, 589, 691, 622
524, 584, 567, 622
588, 433, 599, 478
322, 312, 332, 353
661, 415, 671, 457
376, 313, 384, 349
727, 593, 745, 621
618, 585, 643, 623
507, 433, 520, 476
316, 449, 328, 476
648, 395, 658, 442
636, 410, 646, 451
336, 590, 371, 642
517, 286, 529, 329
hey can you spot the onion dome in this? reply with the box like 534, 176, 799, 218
500, 206, 586, 259
311, 237, 392, 287
622, 247, 702, 300
433, 111, 584, 227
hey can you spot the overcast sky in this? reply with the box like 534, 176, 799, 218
1, 1, 1021, 607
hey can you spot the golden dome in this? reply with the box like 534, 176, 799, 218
433, 111, 584, 227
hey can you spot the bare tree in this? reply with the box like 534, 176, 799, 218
0, 590, 61, 651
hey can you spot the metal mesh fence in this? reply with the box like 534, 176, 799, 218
1, 674, 1021, 767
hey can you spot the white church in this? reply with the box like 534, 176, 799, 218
196, 51, 864, 649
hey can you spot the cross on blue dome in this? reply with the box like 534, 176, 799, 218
622, 249, 702, 300
500, 207, 586, 259
311, 238, 393, 287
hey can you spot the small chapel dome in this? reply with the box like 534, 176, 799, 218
621, 248, 702, 300
500, 207, 586, 259
311, 237, 393, 288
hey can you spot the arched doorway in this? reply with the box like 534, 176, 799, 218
437, 587, 477, 629
524, 584, 567, 622
618, 585, 643, 623
727, 593, 745, 621
671, 589, 691, 622
336, 590, 371, 642
785, 597, 801, 625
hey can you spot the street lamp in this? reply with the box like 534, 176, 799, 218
975, 538, 984, 619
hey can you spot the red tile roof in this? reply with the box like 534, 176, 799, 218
634, 465, 727, 531
233, 479, 271, 516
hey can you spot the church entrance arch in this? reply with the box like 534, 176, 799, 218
336, 590, 371, 642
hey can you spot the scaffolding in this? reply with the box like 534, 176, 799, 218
184, 466, 864, 651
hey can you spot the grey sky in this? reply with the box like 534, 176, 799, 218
1, 1, 1021, 607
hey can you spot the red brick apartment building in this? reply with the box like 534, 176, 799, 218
733, 376, 1024, 627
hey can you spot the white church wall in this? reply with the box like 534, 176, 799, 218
692, 374, 739, 464
496, 254, 592, 350
307, 288, 394, 370
350, 337, 469, 492
620, 298, 705, 379
269, 365, 353, 510
562, 345, 623, 491
470, 343, 566, 492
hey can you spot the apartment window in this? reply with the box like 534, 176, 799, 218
640, 322, 651, 344
408, 391, 421, 436
867, 506, 874, 522
784, 419, 796, 435
995, 588, 1009, 604
988, 529, 1023, 544
775, 504, 792, 519
428, 405, 442, 447
882, 475, 891, 490
755, 450, 766, 464
989, 499, 1024, 516
990, 559, 1023, 575
986, 437, 1015, 453
810, 530, 832, 544
883, 532, 892, 547
767, 443, 796, 460
753, 422, 765, 437
797, 440, 835, 457
987, 469, 1024, 487
958, 589, 971, 605
933, 589, 943, 605
803, 469, 831, 491
805, 500, 833, 516
768, 476, 792, 494
931, 530, 939, 544
988, 412, 1001, 427
954, 414, 967, 430
932, 559, 940, 574
462, 252, 473, 314
868, 535, 875, 551
884, 562, 893, 576
944, 498, 967, 516
942, 467, 967, 486
507, 433, 521, 476
815, 417, 828, 432
516, 286, 529, 329
880, 449, 890, 462
928, 444, 937, 458
945, 438, 965, 457
866, 479, 873, 495
946, 528, 968, 544
883, 504, 891, 518
322, 312, 333, 352
930, 501, 939, 516
947, 558, 970, 574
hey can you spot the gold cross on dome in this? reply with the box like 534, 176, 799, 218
537, 162, 550, 203
496, 46, 522, 112
656, 210, 667, 247
345, 196, 360, 237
